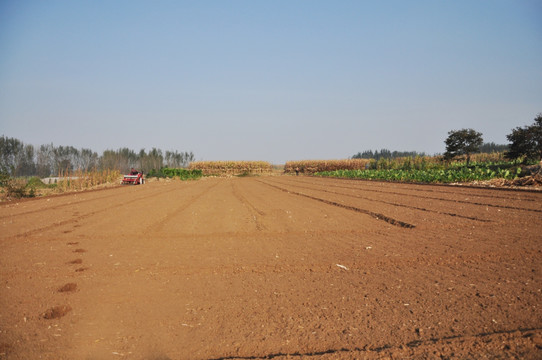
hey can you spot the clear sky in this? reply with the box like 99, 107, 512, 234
1, 1, 541, 164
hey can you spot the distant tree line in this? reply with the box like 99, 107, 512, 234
0, 136, 194, 177
352, 149, 427, 160
352, 143, 510, 162
478, 142, 509, 153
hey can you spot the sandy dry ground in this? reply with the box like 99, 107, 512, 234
0, 176, 541, 359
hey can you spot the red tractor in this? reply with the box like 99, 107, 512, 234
121, 170, 144, 185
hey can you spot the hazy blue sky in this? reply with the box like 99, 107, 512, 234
1, 1, 541, 163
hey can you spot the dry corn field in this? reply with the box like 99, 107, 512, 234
284, 159, 372, 174
0, 176, 541, 359
189, 161, 273, 176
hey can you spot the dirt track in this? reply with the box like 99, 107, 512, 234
1, 176, 541, 359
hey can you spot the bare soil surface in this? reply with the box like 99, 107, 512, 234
1, 176, 541, 359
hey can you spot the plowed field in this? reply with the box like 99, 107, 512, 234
1, 176, 541, 359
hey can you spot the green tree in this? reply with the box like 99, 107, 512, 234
506, 113, 542, 163
443, 128, 483, 166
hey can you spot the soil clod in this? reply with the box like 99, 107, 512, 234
57, 283, 77, 292
42, 305, 72, 319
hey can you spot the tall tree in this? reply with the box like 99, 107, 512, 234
16, 144, 36, 176
78, 148, 99, 171
443, 129, 483, 166
36, 144, 55, 177
139, 148, 164, 173
100, 148, 138, 173
0, 136, 22, 175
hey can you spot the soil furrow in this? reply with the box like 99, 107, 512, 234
10, 183, 195, 238
257, 179, 415, 229
0, 183, 176, 219
270, 179, 491, 223
274, 177, 542, 213
208, 328, 542, 360
303, 176, 541, 201
143, 180, 221, 234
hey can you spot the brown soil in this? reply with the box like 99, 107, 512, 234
0, 176, 540, 359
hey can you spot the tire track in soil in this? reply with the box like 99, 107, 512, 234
0, 191, 119, 220
207, 328, 542, 360
268, 178, 491, 223
257, 180, 415, 229
13, 217, 85, 239
231, 181, 266, 231
10, 182, 199, 238
282, 177, 542, 213
0, 182, 182, 221
143, 180, 221, 234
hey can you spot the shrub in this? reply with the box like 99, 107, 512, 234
1, 177, 33, 199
